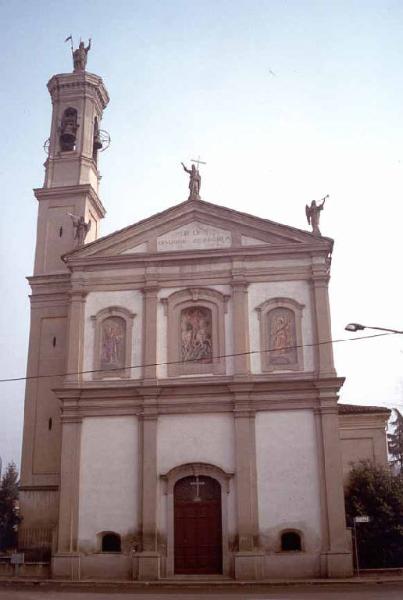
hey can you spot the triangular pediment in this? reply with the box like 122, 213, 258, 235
64, 198, 331, 262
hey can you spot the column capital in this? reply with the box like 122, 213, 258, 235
142, 282, 159, 295
69, 289, 87, 301
234, 408, 255, 419
228, 383, 254, 396
231, 278, 249, 292
311, 266, 330, 285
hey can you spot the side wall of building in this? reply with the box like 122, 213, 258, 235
339, 409, 390, 481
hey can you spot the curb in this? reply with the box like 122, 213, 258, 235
0, 576, 403, 588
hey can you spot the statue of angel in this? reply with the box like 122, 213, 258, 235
305, 195, 329, 235
68, 213, 91, 246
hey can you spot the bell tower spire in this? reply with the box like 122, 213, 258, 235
33, 41, 109, 274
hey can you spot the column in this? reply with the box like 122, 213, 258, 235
142, 283, 159, 382
52, 403, 82, 579
317, 391, 353, 577
231, 279, 250, 376
311, 268, 336, 377
138, 392, 160, 580
65, 290, 86, 384
232, 390, 263, 580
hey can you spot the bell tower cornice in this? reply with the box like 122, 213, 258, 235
47, 72, 109, 112
34, 184, 106, 219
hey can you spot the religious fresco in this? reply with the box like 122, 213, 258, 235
268, 308, 297, 366
100, 316, 126, 371
181, 306, 212, 363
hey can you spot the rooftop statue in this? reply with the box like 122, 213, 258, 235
181, 160, 203, 200
305, 195, 329, 236
65, 36, 92, 72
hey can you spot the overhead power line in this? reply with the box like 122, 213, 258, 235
0, 331, 398, 385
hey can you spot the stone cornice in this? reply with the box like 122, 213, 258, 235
64, 242, 331, 272
34, 184, 106, 219
44, 265, 313, 294
47, 72, 109, 110
53, 375, 345, 419
339, 412, 390, 429
27, 273, 71, 301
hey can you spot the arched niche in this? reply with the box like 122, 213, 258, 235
256, 297, 304, 372
160, 288, 230, 377
91, 306, 136, 379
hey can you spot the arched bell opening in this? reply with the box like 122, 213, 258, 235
59, 107, 78, 152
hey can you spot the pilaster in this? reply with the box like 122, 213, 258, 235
138, 391, 161, 580
233, 393, 264, 580
231, 386, 261, 580
316, 390, 353, 577
231, 277, 250, 376
65, 290, 87, 384
142, 283, 159, 382
311, 265, 336, 377
55, 402, 82, 556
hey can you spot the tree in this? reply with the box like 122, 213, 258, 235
388, 409, 403, 474
0, 462, 21, 551
345, 461, 403, 568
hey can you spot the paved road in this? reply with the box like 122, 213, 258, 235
0, 582, 402, 600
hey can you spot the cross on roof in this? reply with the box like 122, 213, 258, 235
191, 156, 206, 170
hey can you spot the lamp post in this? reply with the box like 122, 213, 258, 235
345, 323, 403, 334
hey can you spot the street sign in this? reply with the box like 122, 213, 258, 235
10, 553, 24, 565
354, 516, 371, 523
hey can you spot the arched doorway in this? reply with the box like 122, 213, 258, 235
174, 475, 222, 574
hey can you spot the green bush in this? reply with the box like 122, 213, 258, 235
345, 461, 403, 568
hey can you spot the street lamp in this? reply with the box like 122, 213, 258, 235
345, 323, 403, 334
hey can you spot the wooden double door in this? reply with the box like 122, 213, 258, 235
174, 475, 223, 574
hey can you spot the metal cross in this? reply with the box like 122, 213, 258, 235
190, 475, 205, 501
191, 156, 206, 170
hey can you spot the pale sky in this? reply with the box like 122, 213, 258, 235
1, 0, 403, 469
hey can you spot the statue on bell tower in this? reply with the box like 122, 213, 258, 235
73, 39, 91, 72
65, 35, 92, 72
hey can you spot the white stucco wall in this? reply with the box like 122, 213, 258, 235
248, 281, 314, 374
83, 290, 143, 380
255, 410, 322, 551
158, 413, 235, 473
157, 413, 237, 539
78, 416, 139, 549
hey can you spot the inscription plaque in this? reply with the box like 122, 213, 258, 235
157, 222, 232, 252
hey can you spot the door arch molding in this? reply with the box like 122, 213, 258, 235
161, 463, 234, 576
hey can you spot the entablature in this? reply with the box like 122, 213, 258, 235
54, 374, 345, 420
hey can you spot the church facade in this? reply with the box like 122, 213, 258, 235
19, 56, 357, 581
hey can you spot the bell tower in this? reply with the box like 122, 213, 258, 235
19, 45, 110, 560
33, 51, 109, 274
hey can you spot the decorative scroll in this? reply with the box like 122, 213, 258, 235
100, 317, 126, 370
180, 306, 212, 363
268, 308, 297, 366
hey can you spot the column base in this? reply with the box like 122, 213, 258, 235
234, 551, 265, 580
52, 553, 81, 580
137, 551, 160, 580
323, 551, 353, 577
